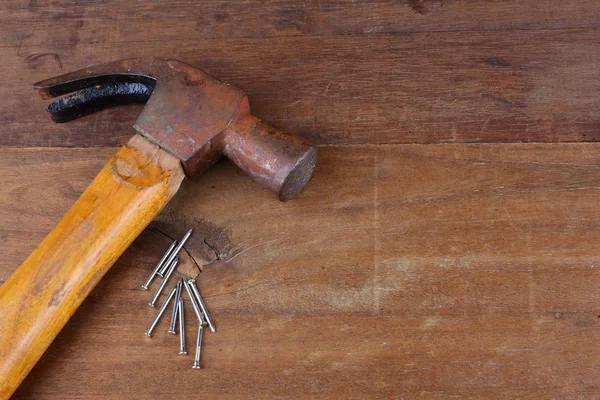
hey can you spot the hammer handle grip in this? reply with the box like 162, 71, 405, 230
0, 135, 185, 399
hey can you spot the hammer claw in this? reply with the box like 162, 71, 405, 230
34, 73, 155, 100
46, 82, 154, 123
32, 58, 164, 99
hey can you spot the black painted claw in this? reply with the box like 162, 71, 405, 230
33, 60, 161, 123
46, 81, 154, 122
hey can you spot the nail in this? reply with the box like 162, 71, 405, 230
178, 298, 187, 355
183, 279, 206, 324
192, 324, 203, 369
188, 279, 215, 333
156, 240, 178, 278
157, 228, 193, 276
142, 240, 178, 289
168, 279, 182, 334
145, 286, 177, 337
149, 257, 179, 307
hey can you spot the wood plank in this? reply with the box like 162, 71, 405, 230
1, 144, 599, 398
3, 0, 600, 43
1, 3, 600, 147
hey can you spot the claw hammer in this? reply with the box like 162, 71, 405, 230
0, 57, 316, 398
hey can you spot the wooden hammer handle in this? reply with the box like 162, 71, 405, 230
0, 135, 185, 399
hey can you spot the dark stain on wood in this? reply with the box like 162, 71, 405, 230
483, 57, 513, 68
407, 0, 443, 15
276, 7, 312, 33
16, 33, 33, 57
480, 89, 527, 108
24, 53, 63, 70
214, 10, 229, 22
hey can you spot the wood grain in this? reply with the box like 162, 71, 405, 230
0, 144, 598, 399
1, 1, 600, 147
2, 1, 600, 398
0, 136, 185, 399
2, 1, 600, 43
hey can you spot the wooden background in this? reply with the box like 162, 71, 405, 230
1, 1, 599, 398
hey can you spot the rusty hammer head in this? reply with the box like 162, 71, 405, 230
33, 57, 316, 201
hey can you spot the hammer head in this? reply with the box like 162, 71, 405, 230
34, 57, 316, 201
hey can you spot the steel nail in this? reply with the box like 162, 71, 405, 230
157, 228, 193, 276
192, 324, 203, 369
149, 257, 179, 307
178, 298, 187, 355
183, 279, 206, 324
154, 240, 178, 279
156, 241, 178, 278
168, 279, 182, 334
145, 286, 177, 337
142, 240, 178, 289
188, 279, 215, 332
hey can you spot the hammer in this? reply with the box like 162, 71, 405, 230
0, 57, 316, 398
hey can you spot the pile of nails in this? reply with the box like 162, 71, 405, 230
141, 228, 215, 369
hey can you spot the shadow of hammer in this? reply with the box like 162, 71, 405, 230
0, 57, 316, 398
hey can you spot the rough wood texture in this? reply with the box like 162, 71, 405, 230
1, 1, 600, 399
0, 144, 598, 399
1, 1, 600, 147
0, 136, 185, 399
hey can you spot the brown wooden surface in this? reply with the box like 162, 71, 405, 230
1, 1, 600, 399
2, 1, 600, 147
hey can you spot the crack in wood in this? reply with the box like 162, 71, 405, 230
146, 226, 203, 271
